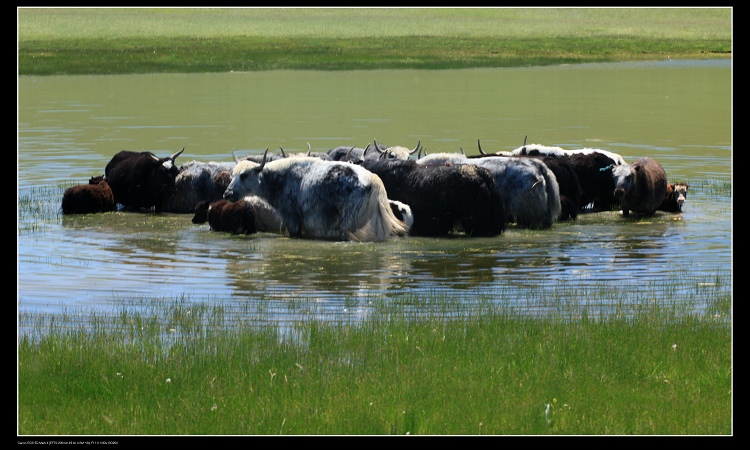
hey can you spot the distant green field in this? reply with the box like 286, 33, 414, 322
18, 7, 732, 75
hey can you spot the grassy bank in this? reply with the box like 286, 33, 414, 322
17, 8, 732, 75
18, 289, 731, 435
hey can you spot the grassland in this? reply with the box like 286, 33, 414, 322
18, 8, 732, 75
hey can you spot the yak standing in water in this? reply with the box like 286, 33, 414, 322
192, 198, 258, 235
658, 183, 689, 213
223, 150, 409, 242
416, 147, 558, 230
192, 195, 284, 235
358, 158, 506, 237
61, 176, 116, 215
508, 138, 625, 212
612, 157, 668, 219
104, 148, 184, 212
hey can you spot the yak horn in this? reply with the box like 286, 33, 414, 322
170, 147, 185, 162
520, 135, 528, 155
278, 146, 287, 158
307, 142, 312, 156
373, 139, 385, 154
232, 148, 240, 163
257, 148, 269, 171
477, 139, 487, 156
410, 139, 421, 154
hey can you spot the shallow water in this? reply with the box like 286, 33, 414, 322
17, 59, 732, 328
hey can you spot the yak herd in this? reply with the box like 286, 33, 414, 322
61, 138, 689, 242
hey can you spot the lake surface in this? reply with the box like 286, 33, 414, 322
17, 59, 732, 329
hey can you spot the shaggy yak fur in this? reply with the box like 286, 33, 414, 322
359, 158, 506, 237
224, 153, 409, 242
104, 148, 184, 212
61, 175, 116, 215
161, 161, 236, 213
192, 196, 284, 235
509, 143, 625, 213
192, 199, 257, 235
481, 151, 582, 222
415, 152, 560, 230
567, 151, 623, 212
612, 157, 668, 218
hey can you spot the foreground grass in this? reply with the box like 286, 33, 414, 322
18, 8, 731, 75
18, 285, 731, 436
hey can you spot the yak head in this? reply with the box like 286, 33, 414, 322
372, 139, 421, 160
147, 147, 184, 196
612, 163, 635, 200
673, 183, 689, 209
158, 147, 184, 171
224, 148, 269, 202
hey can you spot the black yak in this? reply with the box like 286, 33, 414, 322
104, 148, 184, 211
358, 158, 506, 237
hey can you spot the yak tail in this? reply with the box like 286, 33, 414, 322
347, 175, 410, 242
539, 164, 562, 228
514, 174, 551, 230
487, 179, 507, 236
521, 160, 561, 229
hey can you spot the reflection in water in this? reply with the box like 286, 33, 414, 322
224, 238, 416, 299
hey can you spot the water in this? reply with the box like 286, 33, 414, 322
17, 59, 732, 328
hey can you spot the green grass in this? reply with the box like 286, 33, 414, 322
18, 8, 732, 75
18, 284, 731, 435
